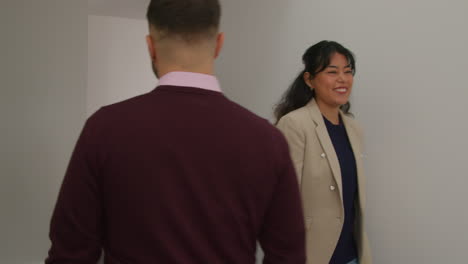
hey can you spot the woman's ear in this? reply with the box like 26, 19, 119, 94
303, 72, 313, 89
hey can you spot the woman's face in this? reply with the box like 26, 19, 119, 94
304, 53, 354, 109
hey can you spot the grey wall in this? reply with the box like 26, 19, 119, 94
0, 1, 87, 263
217, 0, 468, 263
87, 15, 155, 117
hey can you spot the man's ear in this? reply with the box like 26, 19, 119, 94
146, 35, 156, 62
214, 32, 224, 58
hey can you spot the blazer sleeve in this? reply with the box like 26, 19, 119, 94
276, 116, 306, 185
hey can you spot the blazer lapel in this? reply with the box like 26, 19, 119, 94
306, 100, 344, 204
342, 114, 366, 210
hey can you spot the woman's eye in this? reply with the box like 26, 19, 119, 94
328, 71, 337, 74
345, 71, 353, 74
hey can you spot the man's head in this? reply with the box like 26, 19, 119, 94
146, 0, 224, 78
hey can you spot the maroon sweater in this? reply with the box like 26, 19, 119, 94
46, 86, 305, 264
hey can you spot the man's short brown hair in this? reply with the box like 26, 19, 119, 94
146, 0, 221, 40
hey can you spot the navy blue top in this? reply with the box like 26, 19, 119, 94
324, 115, 358, 264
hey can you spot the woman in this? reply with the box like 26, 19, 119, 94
275, 41, 371, 264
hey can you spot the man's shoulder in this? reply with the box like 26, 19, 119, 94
103, 92, 153, 113
227, 100, 290, 149
222, 99, 278, 132
91, 92, 155, 119
84, 92, 153, 130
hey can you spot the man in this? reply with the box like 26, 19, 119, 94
46, 0, 305, 263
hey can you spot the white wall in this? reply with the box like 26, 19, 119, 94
0, 1, 87, 263
88, 15, 156, 117
218, 0, 468, 263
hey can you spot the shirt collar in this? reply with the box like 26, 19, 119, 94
157, 71, 222, 92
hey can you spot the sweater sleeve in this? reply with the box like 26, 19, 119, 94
258, 129, 306, 264
45, 113, 104, 264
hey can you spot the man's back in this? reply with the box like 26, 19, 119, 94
46, 84, 305, 263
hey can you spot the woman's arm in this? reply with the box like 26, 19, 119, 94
276, 116, 306, 185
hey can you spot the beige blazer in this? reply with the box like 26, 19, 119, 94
276, 99, 372, 264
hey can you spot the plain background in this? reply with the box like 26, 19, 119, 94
87, 15, 154, 116
1, 0, 468, 263
1, 1, 87, 263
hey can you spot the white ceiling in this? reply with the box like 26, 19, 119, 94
88, 0, 150, 20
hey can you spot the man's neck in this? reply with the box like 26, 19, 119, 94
158, 64, 215, 77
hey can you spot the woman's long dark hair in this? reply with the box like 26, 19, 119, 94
274, 40, 356, 123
